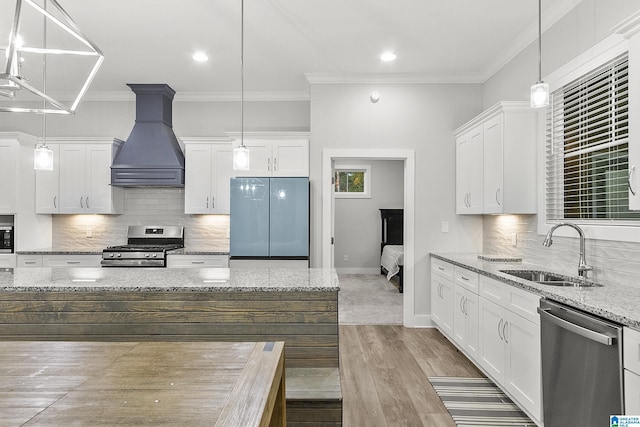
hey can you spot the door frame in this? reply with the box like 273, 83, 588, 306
322, 148, 415, 326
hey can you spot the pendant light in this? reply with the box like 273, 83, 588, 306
233, 0, 250, 171
34, 1, 53, 171
531, 0, 549, 108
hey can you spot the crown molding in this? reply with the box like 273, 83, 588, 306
79, 90, 310, 102
304, 72, 483, 85
612, 9, 640, 38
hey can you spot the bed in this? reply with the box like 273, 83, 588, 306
380, 208, 404, 293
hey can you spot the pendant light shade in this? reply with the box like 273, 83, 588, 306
233, 0, 250, 171
530, 0, 549, 108
34, 144, 53, 170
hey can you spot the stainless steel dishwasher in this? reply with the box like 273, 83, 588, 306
537, 299, 623, 427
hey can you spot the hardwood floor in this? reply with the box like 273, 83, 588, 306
339, 325, 483, 426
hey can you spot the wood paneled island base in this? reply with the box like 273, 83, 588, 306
0, 340, 286, 426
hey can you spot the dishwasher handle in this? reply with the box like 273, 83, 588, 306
537, 307, 616, 346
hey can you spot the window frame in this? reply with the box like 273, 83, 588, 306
333, 164, 371, 199
537, 32, 640, 242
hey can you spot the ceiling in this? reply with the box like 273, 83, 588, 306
3, 0, 580, 102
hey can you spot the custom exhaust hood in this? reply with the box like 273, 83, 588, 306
110, 84, 185, 187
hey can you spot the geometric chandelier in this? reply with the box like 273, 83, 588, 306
0, 0, 104, 114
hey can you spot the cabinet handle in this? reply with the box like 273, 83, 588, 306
80, 196, 84, 208
66, 261, 81, 264
438, 284, 442, 298
629, 166, 636, 196
274, 157, 278, 171
460, 275, 470, 281
495, 188, 501, 206
191, 261, 205, 264
206, 196, 209, 209
502, 321, 509, 344
53, 196, 57, 209
438, 266, 445, 271
497, 318, 504, 340
459, 296, 464, 313
25, 261, 36, 265
212, 196, 215, 208
463, 298, 468, 315
268, 157, 271, 171
86, 196, 89, 209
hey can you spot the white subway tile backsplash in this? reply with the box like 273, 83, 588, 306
52, 188, 229, 252
484, 215, 640, 288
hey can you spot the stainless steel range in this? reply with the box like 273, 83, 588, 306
101, 225, 184, 267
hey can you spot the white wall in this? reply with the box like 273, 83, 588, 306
309, 83, 484, 320
334, 159, 404, 273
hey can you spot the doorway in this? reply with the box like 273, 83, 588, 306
322, 148, 415, 326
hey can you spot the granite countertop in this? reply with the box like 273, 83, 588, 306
432, 253, 640, 329
0, 267, 339, 293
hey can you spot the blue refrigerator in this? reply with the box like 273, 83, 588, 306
230, 177, 309, 259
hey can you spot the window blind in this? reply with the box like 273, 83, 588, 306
545, 52, 639, 221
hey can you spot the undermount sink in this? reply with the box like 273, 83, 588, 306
499, 269, 602, 288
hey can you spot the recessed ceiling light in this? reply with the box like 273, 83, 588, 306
380, 52, 396, 62
192, 51, 208, 62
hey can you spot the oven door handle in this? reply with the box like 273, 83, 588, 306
537, 307, 615, 345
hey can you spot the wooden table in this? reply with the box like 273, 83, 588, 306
0, 341, 286, 426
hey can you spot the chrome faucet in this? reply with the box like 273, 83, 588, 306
542, 222, 592, 277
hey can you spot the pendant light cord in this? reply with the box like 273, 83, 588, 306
240, 0, 244, 148
42, 0, 47, 147
537, 0, 542, 82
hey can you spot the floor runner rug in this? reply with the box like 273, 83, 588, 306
428, 377, 536, 427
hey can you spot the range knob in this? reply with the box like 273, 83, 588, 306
144, 253, 150, 258
116, 253, 122, 258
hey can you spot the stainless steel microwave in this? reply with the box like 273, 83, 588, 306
0, 225, 13, 253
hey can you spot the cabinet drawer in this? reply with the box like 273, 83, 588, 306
625, 327, 640, 376
431, 258, 453, 279
454, 267, 478, 293
506, 285, 540, 325
479, 276, 507, 305
167, 255, 229, 268
42, 255, 102, 267
0, 254, 16, 268
17, 255, 43, 268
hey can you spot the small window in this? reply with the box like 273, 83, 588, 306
334, 165, 371, 198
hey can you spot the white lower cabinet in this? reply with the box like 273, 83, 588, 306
0, 254, 16, 268
478, 277, 541, 424
17, 255, 43, 267
431, 259, 454, 338
166, 255, 229, 268
453, 284, 479, 360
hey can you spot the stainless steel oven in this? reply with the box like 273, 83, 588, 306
0, 225, 13, 253
101, 225, 184, 267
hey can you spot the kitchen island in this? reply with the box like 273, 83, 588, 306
0, 267, 339, 368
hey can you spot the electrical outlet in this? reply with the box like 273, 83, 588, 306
441, 221, 449, 233
343, 255, 349, 262
86, 228, 92, 238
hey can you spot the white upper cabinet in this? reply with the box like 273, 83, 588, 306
455, 102, 537, 215
231, 136, 309, 177
36, 139, 123, 214
183, 139, 233, 214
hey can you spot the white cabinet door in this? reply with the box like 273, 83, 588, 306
478, 297, 507, 383
36, 145, 60, 213
625, 370, 640, 415
59, 144, 86, 213
237, 139, 272, 176
0, 254, 15, 268
456, 126, 483, 214
504, 310, 541, 421
185, 144, 213, 213
0, 141, 17, 213
84, 144, 115, 214
272, 139, 309, 177
483, 114, 504, 214
211, 145, 233, 213
431, 272, 454, 338
453, 284, 479, 361
184, 142, 233, 214
17, 254, 43, 267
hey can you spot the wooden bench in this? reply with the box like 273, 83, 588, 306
286, 368, 342, 427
